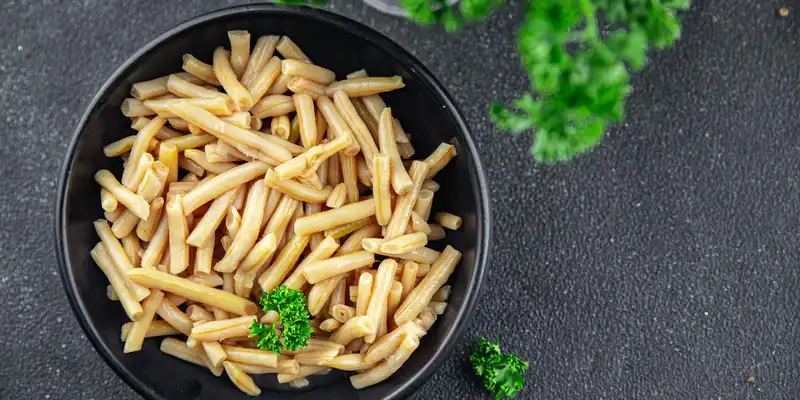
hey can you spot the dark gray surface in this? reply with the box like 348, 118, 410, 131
1, 0, 798, 398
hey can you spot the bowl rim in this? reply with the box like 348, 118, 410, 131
54, 4, 492, 399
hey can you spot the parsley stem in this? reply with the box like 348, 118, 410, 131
578, 0, 599, 45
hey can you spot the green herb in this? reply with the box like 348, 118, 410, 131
248, 319, 283, 353
470, 337, 529, 399
491, 0, 689, 162
248, 286, 313, 353
402, 0, 504, 32
272, 0, 687, 162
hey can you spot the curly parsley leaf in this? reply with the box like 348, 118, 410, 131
248, 319, 283, 354
494, 0, 689, 163
470, 337, 529, 399
402, 0, 504, 31
249, 286, 312, 353
266, 0, 687, 163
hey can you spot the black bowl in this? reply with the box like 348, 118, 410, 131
55, 4, 490, 400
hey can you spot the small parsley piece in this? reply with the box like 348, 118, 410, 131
402, 0, 504, 31
248, 319, 283, 353
248, 286, 313, 353
470, 337, 529, 399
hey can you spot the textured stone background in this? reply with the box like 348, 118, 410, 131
2, 0, 799, 398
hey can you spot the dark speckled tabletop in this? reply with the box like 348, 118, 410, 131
2, 0, 799, 399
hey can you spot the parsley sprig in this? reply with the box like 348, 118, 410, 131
403, 0, 689, 162
401, 0, 505, 32
470, 337, 529, 399
274, 0, 688, 162
248, 285, 313, 353
490, 0, 689, 162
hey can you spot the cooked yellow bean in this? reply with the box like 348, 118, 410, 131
121, 320, 180, 341
274, 136, 351, 181
190, 315, 257, 342
94, 220, 151, 301
219, 112, 252, 130
307, 273, 347, 316
168, 102, 291, 164
156, 297, 193, 336
238, 232, 278, 277
161, 134, 216, 152
90, 243, 143, 321
319, 318, 341, 332
316, 95, 360, 155
241, 35, 280, 87
223, 361, 261, 396
277, 365, 328, 384
254, 96, 297, 121
103, 135, 156, 158
222, 345, 279, 368
371, 154, 392, 225
363, 321, 425, 364
293, 348, 339, 365
121, 98, 154, 117
124, 289, 164, 353
227, 30, 250, 78
282, 235, 340, 290
139, 212, 168, 269
100, 188, 118, 213
381, 232, 428, 255
271, 114, 291, 139
362, 240, 441, 265
282, 59, 335, 84
330, 315, 376, 346
212, 47, 253, 111
143, 97, 235, 118
161, 338, 223, 376
365, 259, 398, 342
333, 91, 380, 170
181, 162, 267, 214
131, 116, 183, 140
378, 108, 413, 195
215, 180, 267, 272
326, 76, 405, 97
182, 54, 221, 85
187, 189, 238, 246
436, 212, 462, 230
247, 56, 282, 105
409, 211, 431, 235
294, 199, 375, 235
275, 36, 310, 61
128, 269, 258, 316
166, 195, 189, 274
386, 281, 403, 329
257, 234, 310, 292
400, 261, 418, 300
131, 72, 203, 100
331, 304, 356, 324
394, 246, 461, 325
350, 333, 418, 389
95, 171, 150, 220
414, 189, 434, 221
166, 74, 227, 99
267, 73, 293, 96
385, 161, 430, 239
264, 169, 332, 203
324, 182, 346, 209
303, 251, 375, 284
322, 353, 377, 371
338, 223, 381, 255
